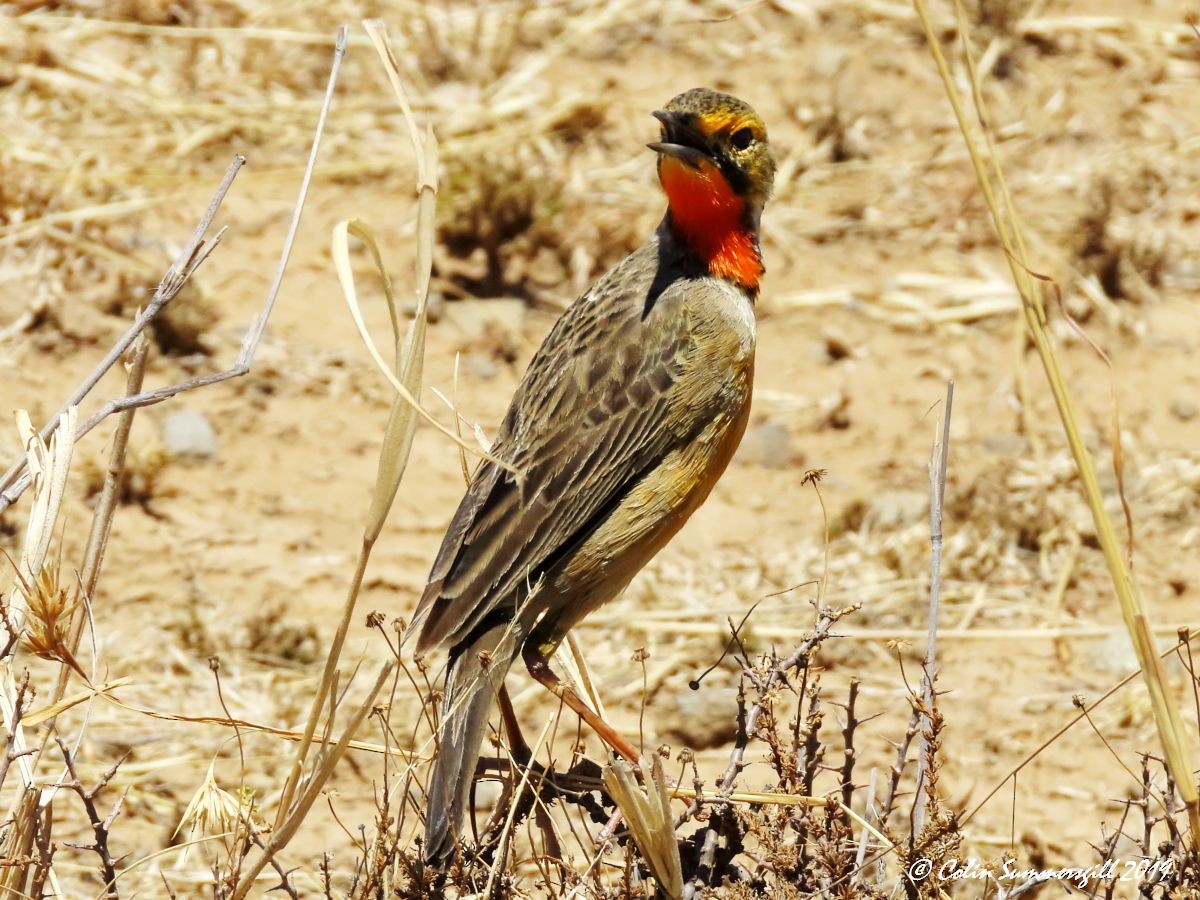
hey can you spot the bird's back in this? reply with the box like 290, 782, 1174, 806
413, 226, 755, 657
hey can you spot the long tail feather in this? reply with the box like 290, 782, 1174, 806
424, 623, 517, 865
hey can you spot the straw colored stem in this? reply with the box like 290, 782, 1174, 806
275, 541, 372, 829
914, 380, 953, 831
231, 661, 395, 900
55, 336, 149, 702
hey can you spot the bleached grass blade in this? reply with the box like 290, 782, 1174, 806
0, 407, 76, 895
332, 221, 505, 470
273, 147, 435, 833
604, 755, 683, 899
22, 678, 134, 728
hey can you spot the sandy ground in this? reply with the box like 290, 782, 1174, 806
2, 0, 1200, 895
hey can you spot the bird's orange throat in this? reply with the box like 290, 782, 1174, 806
659, 156, 763, 294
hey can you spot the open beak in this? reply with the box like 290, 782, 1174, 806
647, 109, 713, 169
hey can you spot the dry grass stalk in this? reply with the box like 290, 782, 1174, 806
913, 381, 953, 832
22, 677, 133, 729
0, 786, 48, 899
230, 661, 395, 900
273, 21, 430, 829
912, 0, 1200, 848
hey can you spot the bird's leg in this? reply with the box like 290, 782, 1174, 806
496, 683, 531, 765
521, 641, 642, 765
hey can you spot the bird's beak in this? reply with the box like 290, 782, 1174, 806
648, 109, 712, 169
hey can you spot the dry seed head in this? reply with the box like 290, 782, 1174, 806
16, 562, 86, 679
177, 761, 267, 843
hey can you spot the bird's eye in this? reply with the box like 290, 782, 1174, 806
730, 127, 755, 150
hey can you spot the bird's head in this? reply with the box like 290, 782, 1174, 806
649, 88, 775, 292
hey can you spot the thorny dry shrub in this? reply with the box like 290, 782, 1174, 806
1082, 753, 1200, 900
1074, 173, 1174, 305
312, 605, 975, 897
439, 144, 569, 297
321, 599, 1200, 898
438, 137, 642, 300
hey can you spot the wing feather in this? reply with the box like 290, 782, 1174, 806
412, 240, 733, 656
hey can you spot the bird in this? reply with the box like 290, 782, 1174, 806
411, 86, 776, 866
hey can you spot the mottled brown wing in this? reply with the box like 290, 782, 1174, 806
412, 246, 721, 656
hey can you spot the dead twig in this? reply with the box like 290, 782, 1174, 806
0, 159, 241, 512
54, 736, 127, 900
0, 672, 34, 793
913, 380, 953, 833
39, 334, 151, 750
0, 28, 348, 516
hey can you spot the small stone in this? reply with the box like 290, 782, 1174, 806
823, 332, 852, 362
815, 46, 846, 79
742, 420, 793, 469
657, 686, 739, 750
442, 299, 526, 350
1170, 399, 1196, 422
983, 433, 1028, 456
863, 490, 927, 531
463, 352, 498, 380
1089, 628, 1139, 677
161, 409, 217, 460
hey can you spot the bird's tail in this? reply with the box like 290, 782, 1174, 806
423, 623, 516, 866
